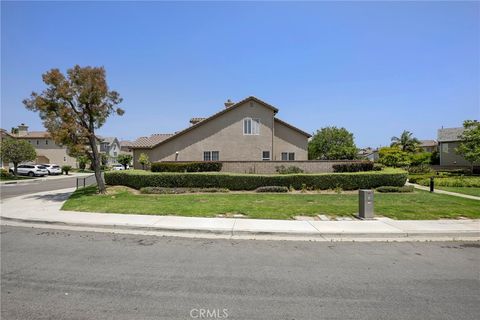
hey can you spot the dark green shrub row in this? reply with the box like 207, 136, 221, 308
255, 186, 289, 193
407, 164, 434, 174
140, 187, 229, 194
373, 163, 385, 171
151, 162, 222, 172
376, 185, 414, 193
105, 171, 407, 191
333, 162, 374, 173
275, 165, 304, 174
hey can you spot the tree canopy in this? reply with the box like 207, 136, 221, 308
457, 120, 480, 166
390, 130, 420, 152
23, 65, 123, 193
0, 139, 37, 175
308, 126, 357, 160
117, 154, 133, 170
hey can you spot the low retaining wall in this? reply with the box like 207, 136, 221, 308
219, 160, 364, 174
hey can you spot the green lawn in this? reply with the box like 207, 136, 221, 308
62, 186, 480, 220
435, 187, 480, 197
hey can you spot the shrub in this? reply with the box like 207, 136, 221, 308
416, 176, 480, 188
151, 162, 222, 173
140, 187, 229, 194
332, 162, 374, 172
62, 165, 72, 175
373, 163, 385, 171
275, 165, 304, 174
410, 152, 432, 166
0, 168, 11, 178
105, 170, 407, 191
378, 147, 411, 167
376, 185, 414, 193
407, 164, 434, 174
255, 186, 289, 193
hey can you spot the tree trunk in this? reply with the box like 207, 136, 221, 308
88, 136, 106, 193
13, 162, 18, 176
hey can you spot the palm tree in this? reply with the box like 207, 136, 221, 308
390, 130, 420, 152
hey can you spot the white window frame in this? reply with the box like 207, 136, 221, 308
203, 151, 211, 161
212, 151, 219, 161
243, 118, 260, 135
262, 151, 270, 161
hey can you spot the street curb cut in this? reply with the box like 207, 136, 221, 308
2, 216, 479, 241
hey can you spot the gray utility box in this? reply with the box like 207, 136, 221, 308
358, 189, 374, 219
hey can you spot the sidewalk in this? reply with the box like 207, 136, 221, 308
0, 172, 92, 185
408, 182, 480, 201
1, 188, 479, 241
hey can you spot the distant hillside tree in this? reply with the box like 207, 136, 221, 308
23, 65, 124, 193
308, 127, 357, 160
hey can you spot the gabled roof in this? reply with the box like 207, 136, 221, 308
274, 118, 311, 137
438, 128, 464, 142
98, 136, 118, 145
15, 131, 51, 139
131, 96, 281, 149
120, 140, 134, 147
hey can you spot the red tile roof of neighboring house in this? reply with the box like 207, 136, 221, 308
132, 134, 175, 148
131, 96, 310, 149
419, 140, 438, 147
15, 131, 52, 139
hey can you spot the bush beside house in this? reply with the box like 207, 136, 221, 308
151, 161, 222, 172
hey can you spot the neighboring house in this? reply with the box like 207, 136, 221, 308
7, 124, 78, 167
131, 96, 311, 168
120, 140, 134, 154
357, 148, 379, 162
99, 136, 121, 165
419, 140, 438, 153
437, 127, 473, 167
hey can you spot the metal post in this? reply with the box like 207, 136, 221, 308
430, 177, 434, 192
83, 178, 86, 188
76, 178, 78, 189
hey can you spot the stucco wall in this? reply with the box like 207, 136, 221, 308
439, 141, 473, 166
23, 138, 78, 168
133, 101, 309, 168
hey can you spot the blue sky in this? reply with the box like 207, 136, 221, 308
1, 1, 479, 147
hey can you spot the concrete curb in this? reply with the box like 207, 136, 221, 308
0, 173, 91, 185
2, 216, 479, 242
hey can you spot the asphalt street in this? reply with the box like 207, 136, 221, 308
1, 226, 479, 320
0, 176, 86, 199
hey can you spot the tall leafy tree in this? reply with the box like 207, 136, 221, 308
390, 130, 420, 152
456, 120, 480, 168
0, 139, 37, 175
308, 127, 357, 160
23, 65, 123, 193
138, 153, 150, 170
117, 154, 133, 170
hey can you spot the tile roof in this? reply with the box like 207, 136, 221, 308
437, 128, 465, 142
419, 140, 438, 147
15, 131, 51, 139
131, 133, 174, 148
120, 140, 134, 147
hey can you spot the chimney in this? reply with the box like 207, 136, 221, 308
224, 99, 235, 109
17, 123, 29, 136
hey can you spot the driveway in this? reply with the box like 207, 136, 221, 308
1, 226, 479, 320
0, 174, 93, 199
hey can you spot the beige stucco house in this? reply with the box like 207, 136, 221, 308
131, 96, 311, 168
8, 124, 79, 167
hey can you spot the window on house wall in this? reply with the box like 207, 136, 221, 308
443, 143, 449, 153
281, 152, 295, 161
203, 151, 220, 161
262, 151, 270, 161
114, 152, 117, 157
36, 140, 39, 145
243, 118, 260, 135
64, 157, 66, 161
203, 151, 211, 161
45, 140, 48, 145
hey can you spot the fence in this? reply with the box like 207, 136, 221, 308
76, 173, 102, 189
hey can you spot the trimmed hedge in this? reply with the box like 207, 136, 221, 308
151, 162, 222, 172
105, 170, 407, 191
332, 162, 374, 173
255, 186, 289, 193
140, 187, 229, 194
376, 185, 414, 193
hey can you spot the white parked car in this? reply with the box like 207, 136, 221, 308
111, 164, 128, 170
10, 164, 49, 177
41, 164, 62, 175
